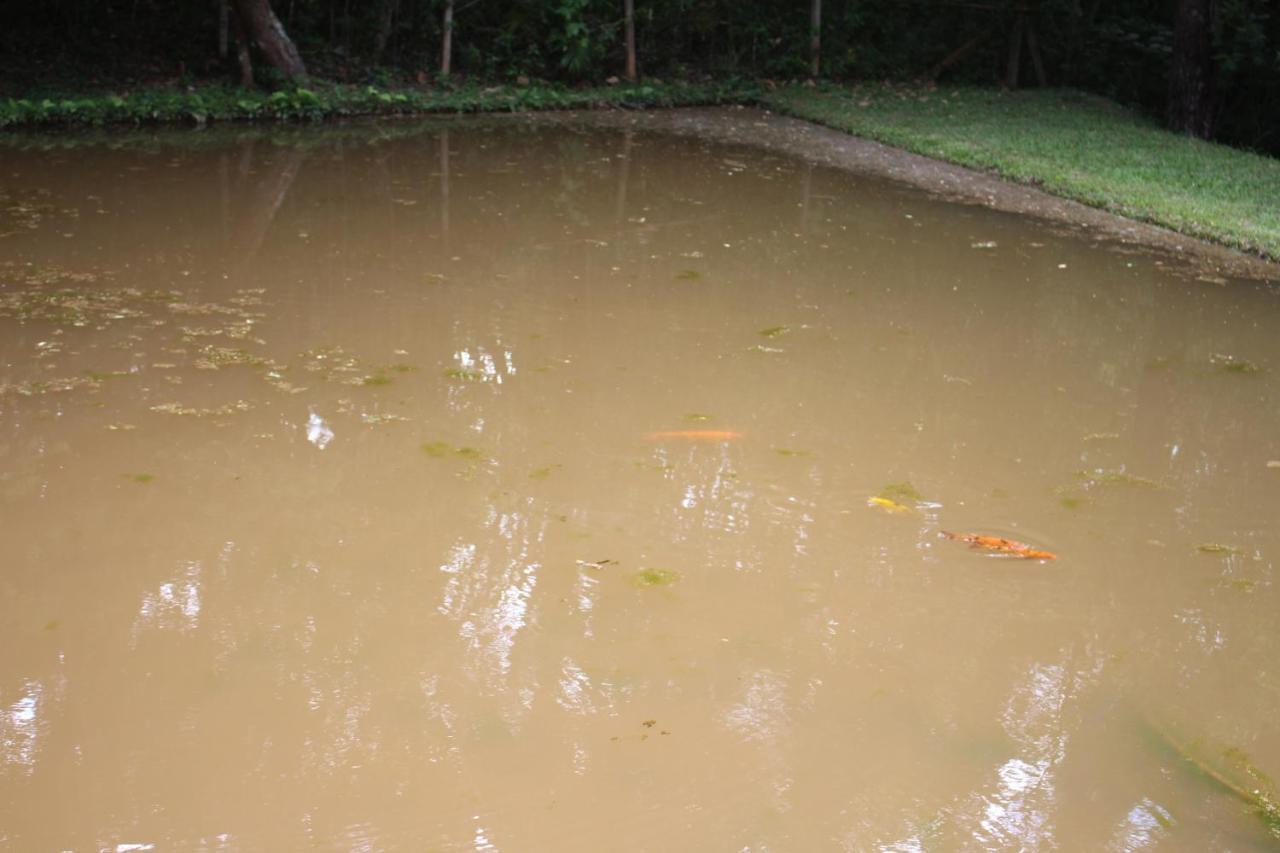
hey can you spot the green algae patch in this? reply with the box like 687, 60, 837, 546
420, 441, 452, 458
879, 481, 924, 504
1211, 354, 1264, 375
123, 473, 154, 484
530, 464, 563, 480
758, 325, 790, 338
774, 448, 810, 457
443, 367, 485, 382
361, 373, 393, 386
1196, 543, 1240, 555
683, 412, 713, 422
1144, 716, 1280, 840
1060, 495, 1086, 511
675, 269, 701, 281
632, 568, 680, 588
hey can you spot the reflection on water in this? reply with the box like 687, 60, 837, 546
1, 112, 1279, 849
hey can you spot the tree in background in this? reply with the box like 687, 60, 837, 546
624, 0, 638, 80
232, 0, 307, 82
1167, 0, 1216, 137
810, 0, 822, 78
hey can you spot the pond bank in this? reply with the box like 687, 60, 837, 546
543, 106, 1280, 285
3, 80, 1278, 281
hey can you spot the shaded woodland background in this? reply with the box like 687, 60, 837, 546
2, 0, 1278, 154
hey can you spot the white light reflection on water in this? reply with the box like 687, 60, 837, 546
1106, 798, 1173, 851
439, 505, 544, 688
132, 561, 203, 642
305, 409, 334, 449
0, 680, 43, 773
961, 659, 1080, 849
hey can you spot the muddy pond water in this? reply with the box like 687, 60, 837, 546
2, 111, 1279, 850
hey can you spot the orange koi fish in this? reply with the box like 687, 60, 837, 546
941, 531, 1057, 560
645, 430, 743, 441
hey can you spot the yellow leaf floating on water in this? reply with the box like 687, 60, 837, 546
867, 496, 913, 514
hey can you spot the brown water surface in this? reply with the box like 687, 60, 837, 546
2, 113, 1279, 850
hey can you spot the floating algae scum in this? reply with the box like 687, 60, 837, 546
1, 112, 1279, 848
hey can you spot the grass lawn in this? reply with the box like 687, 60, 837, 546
760, 84, 1280, 261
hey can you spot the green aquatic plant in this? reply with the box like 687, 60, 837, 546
361, 374, 393, 386
1144, 717, 1280, 840
443, 367, 485, 382
675, 269, 701, 281
123, 473, 154, 483
1210, 354, 1263, 375
758, 325, 790, 338
774, 448, 810, 457
632, 568, 680, 588
683, 413, 712, 422
879, 481, 923, 503
1196, 543, 1241, 555
1059, 495, 1086, 510
530, 464, 562, 480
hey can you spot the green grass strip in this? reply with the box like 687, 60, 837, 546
760, 84, 1280, 261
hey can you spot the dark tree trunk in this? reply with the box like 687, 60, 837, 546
809, 0, 822, 78
441, 0, 455, 75
217, 0, 229, 59
373, 0, 400, 62
232, 0, 307, 82
623, 0, 637, 81
232, 9, 255, 86
1167, 0, 1216, 138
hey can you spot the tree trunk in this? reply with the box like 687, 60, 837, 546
809, 0, 822, 78
217, 0, 229, 59
232, 9, 255, 86
623, 0, 637, 81
232, 0, 307, 82
1167, 0, 1215, 138
373, 0, 400, 63
441, 0, 455, 75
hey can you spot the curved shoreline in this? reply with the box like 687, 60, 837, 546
544, 106, 1280, 285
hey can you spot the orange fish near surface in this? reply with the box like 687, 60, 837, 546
645, 430, 744, 441
941, 530, 1057, 560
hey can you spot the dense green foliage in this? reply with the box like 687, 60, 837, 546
2, 0, 1279, 153
763, 84, 1280, 259
0, 79, 745, 128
